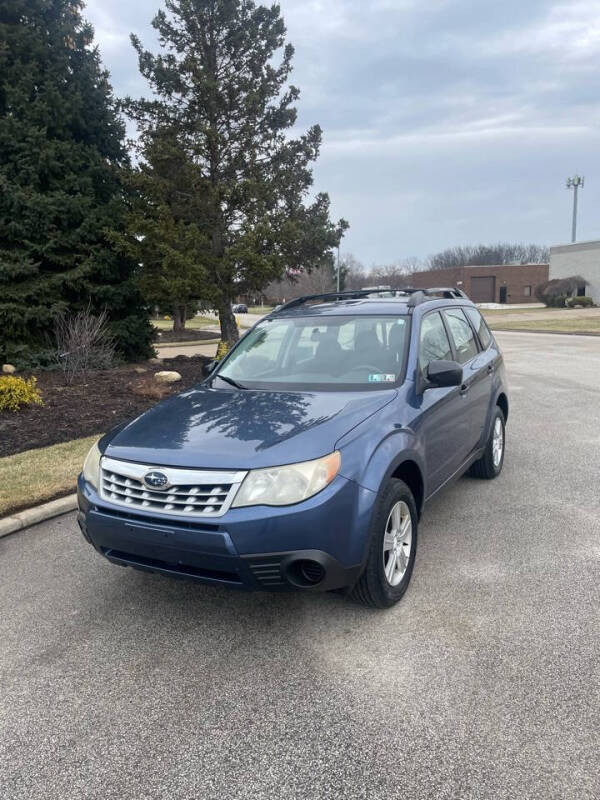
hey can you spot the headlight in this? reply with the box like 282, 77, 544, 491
232, 451, 341, 509
82, 441, 102, 489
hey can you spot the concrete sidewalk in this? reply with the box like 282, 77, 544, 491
157, 340, 219, 359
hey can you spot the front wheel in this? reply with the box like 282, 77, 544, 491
470, 407, 505, 479
350, 479, 418, 609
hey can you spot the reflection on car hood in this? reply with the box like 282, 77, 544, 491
105, 386, 397, 469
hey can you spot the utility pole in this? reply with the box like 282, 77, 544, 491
336, 245, 341, 292
566, 175, 584, 243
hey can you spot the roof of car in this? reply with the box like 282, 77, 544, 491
269, 288, 473, 319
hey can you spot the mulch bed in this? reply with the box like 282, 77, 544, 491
0, 355, 209, 459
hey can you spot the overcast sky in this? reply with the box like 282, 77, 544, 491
86, 0, 600, 265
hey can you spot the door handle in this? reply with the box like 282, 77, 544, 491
460, 383, 470, 396
487, 363, 495, 374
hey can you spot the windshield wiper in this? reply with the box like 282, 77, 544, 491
213, 374, 248, 390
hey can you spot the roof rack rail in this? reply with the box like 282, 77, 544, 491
405, 287, 469, 306
273, 286, 468, 313
276, 289, 414, 312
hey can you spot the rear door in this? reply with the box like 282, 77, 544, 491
415, 311, 468, 492
463, 306, 498, 447
442, 307, 491, 456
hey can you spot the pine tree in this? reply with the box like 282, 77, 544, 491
0, 0, 155, 366
115, 127, 212, 333
123, 0, 348, 345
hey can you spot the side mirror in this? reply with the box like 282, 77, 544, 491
426, 359, 462, 388
203, 359, 219, 377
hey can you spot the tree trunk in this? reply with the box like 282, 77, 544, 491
218, 300, 239, 347
173, 306, 186, 332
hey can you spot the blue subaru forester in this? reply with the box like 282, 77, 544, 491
78, 288, 508, 607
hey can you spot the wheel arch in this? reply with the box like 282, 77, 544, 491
496, 392, 509, 422
391, 459, 425, 518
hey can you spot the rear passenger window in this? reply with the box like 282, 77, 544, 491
464, 307, 493, 349
444, 308, 479, 364
419, 312, 452, 373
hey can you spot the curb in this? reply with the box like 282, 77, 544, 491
0, 494, 77, 539
491, 327, 600, 337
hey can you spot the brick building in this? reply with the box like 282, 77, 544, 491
407, 263, 549, 304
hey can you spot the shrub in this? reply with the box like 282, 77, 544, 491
535, 275, 588, 307
54, 305, 116, 384
2, 344, 56, 372
0, 376, 43, 413
216, 341, 231, 360
566, 296, 595, 308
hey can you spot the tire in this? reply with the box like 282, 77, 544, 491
470, 407, 505, 479
350, 479, 418, 609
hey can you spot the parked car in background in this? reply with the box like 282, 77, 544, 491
78, 288, 508, 608
232, 303, 248, 313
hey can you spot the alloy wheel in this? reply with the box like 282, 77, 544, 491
382, 501, 413, 587
492, 417, 504, 468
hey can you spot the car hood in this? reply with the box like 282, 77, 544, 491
104, 386, 396, 470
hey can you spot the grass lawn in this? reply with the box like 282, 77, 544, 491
153, 316, 218, 330
489, 316, 600, 334
480, 307, 549, 316
248, 305, 274, 314
0, 435, 100, 517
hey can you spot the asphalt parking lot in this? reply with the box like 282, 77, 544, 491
1, 331, 599, 800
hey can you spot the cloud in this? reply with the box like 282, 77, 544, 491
85, 0, 600, 262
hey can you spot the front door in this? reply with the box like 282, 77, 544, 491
414, 311, 468, 493
499, 286, 507, 304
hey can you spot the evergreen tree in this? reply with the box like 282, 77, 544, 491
0, 0, 154, 366
123, 0, 348, 345
115, 127, 212, 333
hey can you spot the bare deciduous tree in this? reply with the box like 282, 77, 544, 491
427, 243, 549, 270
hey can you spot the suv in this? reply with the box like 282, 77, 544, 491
78, 288, 508, 608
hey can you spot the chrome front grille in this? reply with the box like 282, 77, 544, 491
99, 456, 246, 518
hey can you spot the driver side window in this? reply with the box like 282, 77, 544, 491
419, 312, 452, 373
443, 308, 479, 364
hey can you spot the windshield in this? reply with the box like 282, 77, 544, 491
215, 315, 409, 390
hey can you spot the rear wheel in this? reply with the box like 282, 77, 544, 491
470, 407, 505, 479
350, 479, 418, 609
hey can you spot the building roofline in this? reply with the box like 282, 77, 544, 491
551, 239, 600, 252
462, 263, 548, 269
411, 263, 548, 273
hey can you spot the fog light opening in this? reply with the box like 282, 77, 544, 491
288, 559, 326, 587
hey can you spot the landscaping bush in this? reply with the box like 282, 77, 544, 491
0, 376, 43, 413
2, 344, 56, 372
566, 296, 595, 308
535, 275, 588, 307
216, 341, 231, 360
54, 306, 116, 384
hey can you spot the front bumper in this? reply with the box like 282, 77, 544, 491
77, 474, 376, 592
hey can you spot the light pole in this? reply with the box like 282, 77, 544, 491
336, 245, 341, 292
566, 175, 584, 243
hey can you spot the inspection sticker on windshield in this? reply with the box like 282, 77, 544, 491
369, 374, 396, 383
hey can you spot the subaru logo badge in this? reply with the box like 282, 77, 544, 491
143, 471, 170, 491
